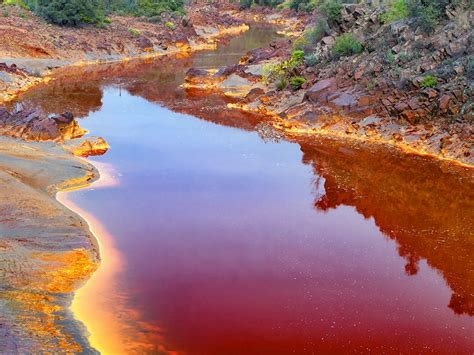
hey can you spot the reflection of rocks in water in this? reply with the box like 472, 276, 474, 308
256, 122, 284, 143
11, 47, 277, 132
16, 80, 103, 118
300, 139, 474, 316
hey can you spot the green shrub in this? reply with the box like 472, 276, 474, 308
239, 0, 252, 8
263, 50, 304, 84
291, 49, 305, 63
132, 0, 185, 17
333, 33, 363, 57
420, 75, 437, 88
128, 28, 141, 36
36, 0, 104, 26
290, 76, 306, 90
289, 0, 317, 12
407, 0, 442, 33
293, 19, 329, 53
103, 17, 112, 24
304, 53, 319, 66
276, 77, 289, 91
147, 15, 161, 23
4, 0, 29, 9
19, 11, 26, 18
3, 10, 9, 17
381, 0, 408, 23
164, 21, 175, 30
293, 35, 309, 52
305, 18, 329, 43
384, 49, 395, 64
319, 0, 341, 24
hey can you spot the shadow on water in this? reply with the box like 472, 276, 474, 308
14, 25, 474, 354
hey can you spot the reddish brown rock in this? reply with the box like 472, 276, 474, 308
424, 88, 438, 100
439, 95, 451, 113
394, 102, 409, 112
70, 137, 109, 157
354, 68, 364, 80
401, 110, 417, 124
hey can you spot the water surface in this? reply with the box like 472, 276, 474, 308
21, 26, 474, 354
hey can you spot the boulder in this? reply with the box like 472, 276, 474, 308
304, 78, 337, 102
439, 94, 451, 113
68, 137, 109, 157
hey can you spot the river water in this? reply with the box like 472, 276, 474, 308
19, 26, 474, 354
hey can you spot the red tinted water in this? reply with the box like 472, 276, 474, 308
19, 26, 474, 354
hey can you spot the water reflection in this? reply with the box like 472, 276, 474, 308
13, 25, 474, 353
299, 139, 474, 317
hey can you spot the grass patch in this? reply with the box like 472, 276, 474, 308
420, 75, 437, 88
290, 76, 306, 90
333, 33, 363, 58
128, 28, 141, 37
381, 0, 408, 24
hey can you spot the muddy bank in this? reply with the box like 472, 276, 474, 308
0, 136, 99, 352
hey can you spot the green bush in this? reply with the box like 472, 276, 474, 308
333, 33, 363, 57
384, 49, 395, 64
3, 10, 9, 17
276, 77, 289, 91
36, 0, 104, 26
407, 0, 442, 33
291, 49, 305, 62
306, 19, 329, 42
381, 0, 408, 23
319, 0, 341, 24
132, 0, 185, 17
4, 0, 29, 9
293, 19, 329, 53
420, 75, 437, 88
164, 21, 175, 30
289, 0, 317, 12
293, 35, 309, 52
239, 0, 253, 7
128, 27, 141, 36
304, 53, 319, 66
262, 50, 304, 84
290, 76, 306, 90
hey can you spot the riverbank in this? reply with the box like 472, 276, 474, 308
0, 2, 472, 352
0, 136, 99, 352
182, 1, 473, 167
0, 18, 286, 352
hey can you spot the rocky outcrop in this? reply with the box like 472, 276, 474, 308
0, 105, 86, 141
64, 136, 109, 157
